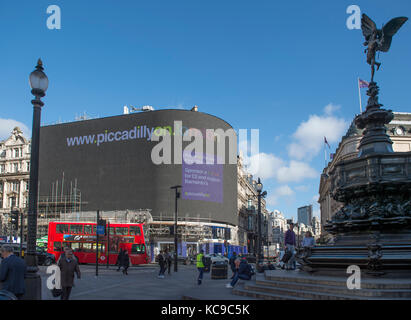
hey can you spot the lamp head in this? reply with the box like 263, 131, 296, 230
256, 178, 263, 192
29, 58, 48, 95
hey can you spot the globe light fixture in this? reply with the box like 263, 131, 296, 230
29, 59, 49, 96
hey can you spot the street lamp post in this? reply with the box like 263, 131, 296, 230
26, 59, 48, 300
255, 178, 267, 265
170, 185, 181, 272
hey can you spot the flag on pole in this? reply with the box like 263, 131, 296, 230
358, 79, 369, 88
324, 137, 330, 148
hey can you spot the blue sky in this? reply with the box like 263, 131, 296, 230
1, 0, 410, 220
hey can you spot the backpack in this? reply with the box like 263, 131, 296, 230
281, 250, 292, 263
244, 264, 254, 277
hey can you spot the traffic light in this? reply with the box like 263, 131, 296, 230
10, 210, 19, 229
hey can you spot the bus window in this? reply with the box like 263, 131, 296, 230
56, 224, 69, 234
70, 224, 83, 234
62, 242, 72, 250
131, 244, 140, 254
71, 242, 81, 252
84, 225, 93, 234
109, 227, 115, 235
116, 227, 128, 235
82, 243, 92, 252
129, 226, 141, 236
53, 242, 62, 252
131, 244, 145, 254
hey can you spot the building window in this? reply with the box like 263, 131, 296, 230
9, 196, 17, 208
11, 181, 19, 192
13, 163, 19, 173
0, 164, 5, 173
27, 162, 30, 172
0, 181, 3, 192
247, 199, 253, 210
13, 148, 20, 158
22, 196, 27, 208
0, 150, 5, 158
25, 181, 29, 191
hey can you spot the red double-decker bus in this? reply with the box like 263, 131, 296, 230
47, 222, 149, 265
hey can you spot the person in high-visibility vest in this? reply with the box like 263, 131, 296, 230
196, 249, 206, 285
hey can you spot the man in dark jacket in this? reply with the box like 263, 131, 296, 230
157, 251, 165, 278
58, 249, 81, 300
121, 250, 130, 275
164, 249, 172, 274
284, 223, 297, 270
225, 258, 252, 288
116, 249, 124, 271
0, 244, 26, 299
228, 252, 237, 279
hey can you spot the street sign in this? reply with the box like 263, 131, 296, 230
96, 225, 105, 235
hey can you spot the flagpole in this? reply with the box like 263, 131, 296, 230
358, 77, 363, 113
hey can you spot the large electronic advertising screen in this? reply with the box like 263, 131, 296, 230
38, 110, 237, 225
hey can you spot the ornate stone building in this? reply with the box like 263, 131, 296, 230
0, 127, 31, 235
270, 209, 287, 247
237, 154, 269, 254
319, 112, 411, 231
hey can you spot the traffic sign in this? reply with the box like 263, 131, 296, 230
96, 225, 105, 235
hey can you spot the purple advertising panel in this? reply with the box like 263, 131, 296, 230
182, 152, 223, 203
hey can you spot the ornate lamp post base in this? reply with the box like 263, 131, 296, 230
24, 271, 42, 300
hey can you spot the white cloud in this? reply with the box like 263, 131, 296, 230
244, 153, 317, 184
287, 108, 348, 160
0, 118, 30, 141
295, 185, 310, 192
277, 160, 317, 183
312, 194, 320, 203
266, 185, 295, 207
276, 185, 295, 196
324, 103, 340, 116
244, 152, 284, 180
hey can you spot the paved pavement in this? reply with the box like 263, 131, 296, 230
39, 263, 254, 300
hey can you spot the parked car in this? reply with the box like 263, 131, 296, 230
36, 246, 56, 266
205, 253, 229, 264
0, 242, 55, 266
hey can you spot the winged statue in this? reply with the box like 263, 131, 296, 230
361, 14, 408, 82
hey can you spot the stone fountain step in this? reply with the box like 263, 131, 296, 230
264, 270, 411, 290
231, 271, 411, 300
232, 287, 309, 300
255, 278, 411, 298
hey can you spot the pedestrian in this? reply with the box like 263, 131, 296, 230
116, 248, 124, 272
165, 249, 172, 274
0, 244, 26, 299
196, 249, 206, 285
301, 231, 315, 248
229, 252, 237, 279
122, 250, 130, 275
225, 257, 253, 288
58, 249, 81, 300
284, 223, 297, 270
157, 250, 165, 278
